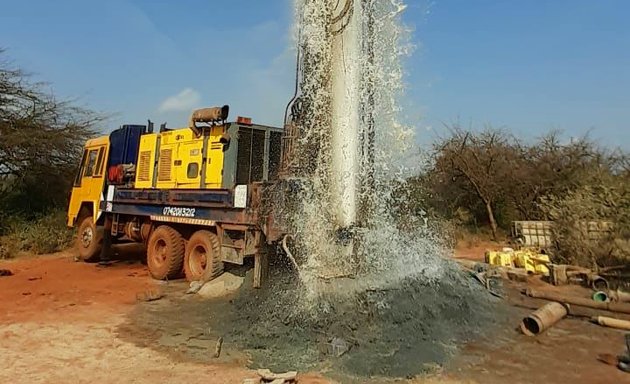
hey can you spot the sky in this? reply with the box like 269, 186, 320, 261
1, 0, 628, 148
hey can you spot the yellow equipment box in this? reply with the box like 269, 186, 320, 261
513, 251, 550, 276
485, 249, 550, 276
485, 251, 514, 268
135, 126, 226, 189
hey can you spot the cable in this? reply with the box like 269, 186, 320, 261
284, 6, 305, 125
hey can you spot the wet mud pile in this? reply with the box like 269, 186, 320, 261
213, 264, 504, 377
120, 258, 506, 379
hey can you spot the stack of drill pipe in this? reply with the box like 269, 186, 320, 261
525, 288, 630, 314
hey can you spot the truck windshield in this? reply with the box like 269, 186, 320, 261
84, 149, 98, 177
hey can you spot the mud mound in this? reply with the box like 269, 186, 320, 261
119, 259, 507, 379
208, 260, 506, 378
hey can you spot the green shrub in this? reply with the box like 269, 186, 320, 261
0, 210, 73, 259
539, 179, 630, 267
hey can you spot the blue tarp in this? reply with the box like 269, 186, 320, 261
108, 125, 145, 166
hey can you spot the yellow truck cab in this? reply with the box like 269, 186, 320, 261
67, 135, 110, 261
67, 107, 284, 286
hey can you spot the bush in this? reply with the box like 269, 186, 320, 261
539, 179, 630, 267
0, 210, 74, 259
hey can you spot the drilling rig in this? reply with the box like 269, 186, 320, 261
67, 110, 283, 287
281, 0, 376, 265
67, 0, 377, 285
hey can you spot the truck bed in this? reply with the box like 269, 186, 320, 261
100, 186, 257, 226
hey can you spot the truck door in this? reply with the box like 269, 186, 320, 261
67, 144, 108, 226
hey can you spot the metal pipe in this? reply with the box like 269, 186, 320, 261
525, 288, 630, 314
590, 275, 609, 291
593, 291, 609, 302
591, 316, 630, 331
521, 302, 568, 336
330, 0, 360, 232
609, 290, 630, 303
188, 106, 229, 136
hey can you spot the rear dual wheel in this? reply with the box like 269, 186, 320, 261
147, 225, 185, 280
184, 230, 224, 282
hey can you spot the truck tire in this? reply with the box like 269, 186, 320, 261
184, 230, 224, 282
147, 225, 185, 280
76, 216, 103, 262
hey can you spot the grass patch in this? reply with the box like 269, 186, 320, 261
0, 210, 73, 259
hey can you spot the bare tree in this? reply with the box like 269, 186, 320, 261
405, 122, 628, 256
432, 125, 516, 239
510, 132, 619, 220
0, 49, 103, 214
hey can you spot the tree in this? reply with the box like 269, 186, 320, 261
431, 125, 517, 239
0, 49, 103, 216
509, 131, 610, 220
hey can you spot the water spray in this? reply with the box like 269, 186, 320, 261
280, 0, 377, 279
273, 0, 455, 299
146, 1, 505, 377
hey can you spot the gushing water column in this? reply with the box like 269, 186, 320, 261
280, 0, 375, 274
330, 0, 361, 236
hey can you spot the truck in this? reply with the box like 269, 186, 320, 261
67, 106, 284, 286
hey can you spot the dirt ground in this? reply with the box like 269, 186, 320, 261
0, 245, 628, 384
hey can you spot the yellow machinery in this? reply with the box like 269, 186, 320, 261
485, 249, 550, 276
67, 125, 227, 227
67, 106, 284, 286
67, 136, 110, 227
135, 125, 227, 189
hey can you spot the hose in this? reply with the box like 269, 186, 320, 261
283, 8, 304, 126
282, 234, 300, 271
331, 0, 353, 25
331, 4, 354, 36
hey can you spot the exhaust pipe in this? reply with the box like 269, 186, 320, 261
189, 105, 229, 136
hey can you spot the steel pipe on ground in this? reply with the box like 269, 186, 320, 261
593, 291, 609, 302
521, 302, 569, 336
591, 316, 630, 331
525, 288, 630, 314
609, 290, 630, 303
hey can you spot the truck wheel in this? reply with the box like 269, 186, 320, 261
184, 230, 224, 282
77, 216, 103, 262
147, 225, 185, 280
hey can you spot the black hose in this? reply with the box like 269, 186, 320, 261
283, 10, 304, 125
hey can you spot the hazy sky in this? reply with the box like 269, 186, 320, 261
1, 0, 628, 148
